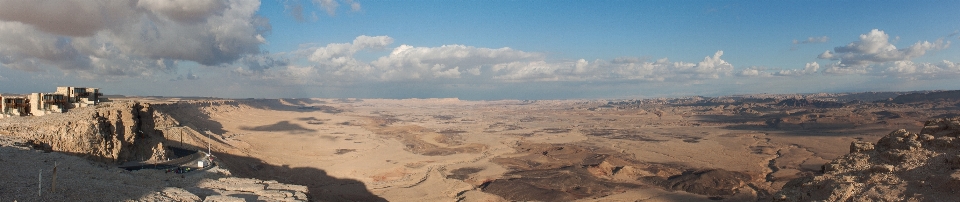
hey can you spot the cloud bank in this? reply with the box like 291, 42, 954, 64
0, 0, 268, 77
254, 35, 736, 85
816, 29, 956, 79
747, 29, 957, 80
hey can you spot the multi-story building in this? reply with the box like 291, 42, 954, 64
55, 86, 101, 108
0, 86, 102, 117
29, 93, 68, 116
1, 95, 29, 117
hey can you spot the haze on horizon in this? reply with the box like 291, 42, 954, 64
0, 0, 958, 100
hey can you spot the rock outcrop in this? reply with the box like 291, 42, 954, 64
0, 135, 308, 201
775, 117, 960, 201
0, 101, 166, 163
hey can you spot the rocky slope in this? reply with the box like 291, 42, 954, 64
0, 101, 312, 201
775, 117, 960, 201
0, 102, 167, 163
0, 135, 308, 201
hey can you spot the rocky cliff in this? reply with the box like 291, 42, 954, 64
0, 101, 167, 163
0, 100, 312, 201
775, 117, 960, 201
0, 135, 308, 201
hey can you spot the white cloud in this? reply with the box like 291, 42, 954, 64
0, 0, 269, 77
819, 29, 949, 66
879, 60, 960, 80
815, 29, 954, 79
273, 36, 737, 85
492, 51, 733, 82
372, 44, 543, 81
309, 35, 393, 62
735, 62, 821, 77
737, 67, 765, 77
776, 62, 820, 76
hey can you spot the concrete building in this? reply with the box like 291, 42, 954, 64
55, 86, 101, 108
1, 94, 29, 117
30, 93, 67, 116
0, 86, 102, 118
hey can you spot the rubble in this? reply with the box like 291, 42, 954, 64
775, 117, 960, 201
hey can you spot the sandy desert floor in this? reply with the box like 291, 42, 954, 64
126, 94, 959, 201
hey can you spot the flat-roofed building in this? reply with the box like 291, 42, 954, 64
56, 86, 101, 108
1, 86, 102, 118
30, 93, 68, 116
1, 94, 29, 117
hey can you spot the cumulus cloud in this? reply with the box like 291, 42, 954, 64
775, 62, 820, 76
374, 44, 543, 80
793, 36, 829, 44
879, 60, 960, 80
0, 0, 122, 37
490, 51, 733, 82
277, 36, 736, 84
814, 29, 956, 79
737, 67, 766, 77
735, 62, 821, 77
819, 29, 949, 66
0, 0, 269, 77
310, 35, 393, 62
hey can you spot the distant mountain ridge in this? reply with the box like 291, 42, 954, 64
890, 90, 960, 103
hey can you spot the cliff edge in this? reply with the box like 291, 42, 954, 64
775, 117, 960, 201
0, 101, 167, 163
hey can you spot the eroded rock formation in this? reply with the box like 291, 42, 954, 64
0, 102, 166, 163
775, 117, 960, 201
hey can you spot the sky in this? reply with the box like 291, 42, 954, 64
0, 0, 959, 100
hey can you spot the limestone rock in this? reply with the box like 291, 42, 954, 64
0, 101, 167, 163
850, 141, 874, 153
776, 117, 960, 201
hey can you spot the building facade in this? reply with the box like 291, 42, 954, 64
0, 86, 102, 117
1, 95, 29, 117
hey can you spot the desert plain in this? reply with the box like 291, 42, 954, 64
2, 90, 960, 201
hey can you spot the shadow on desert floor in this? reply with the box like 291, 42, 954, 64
693, 114, 908, 137
239, 121, 317, 134
214, 151, 387, 201
241, 99, 345, 114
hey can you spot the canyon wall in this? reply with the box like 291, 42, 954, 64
0, 101, 166, 163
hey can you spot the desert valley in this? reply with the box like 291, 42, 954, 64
1, 90, 959, 201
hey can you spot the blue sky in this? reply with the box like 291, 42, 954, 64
1, 0, 959, 99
